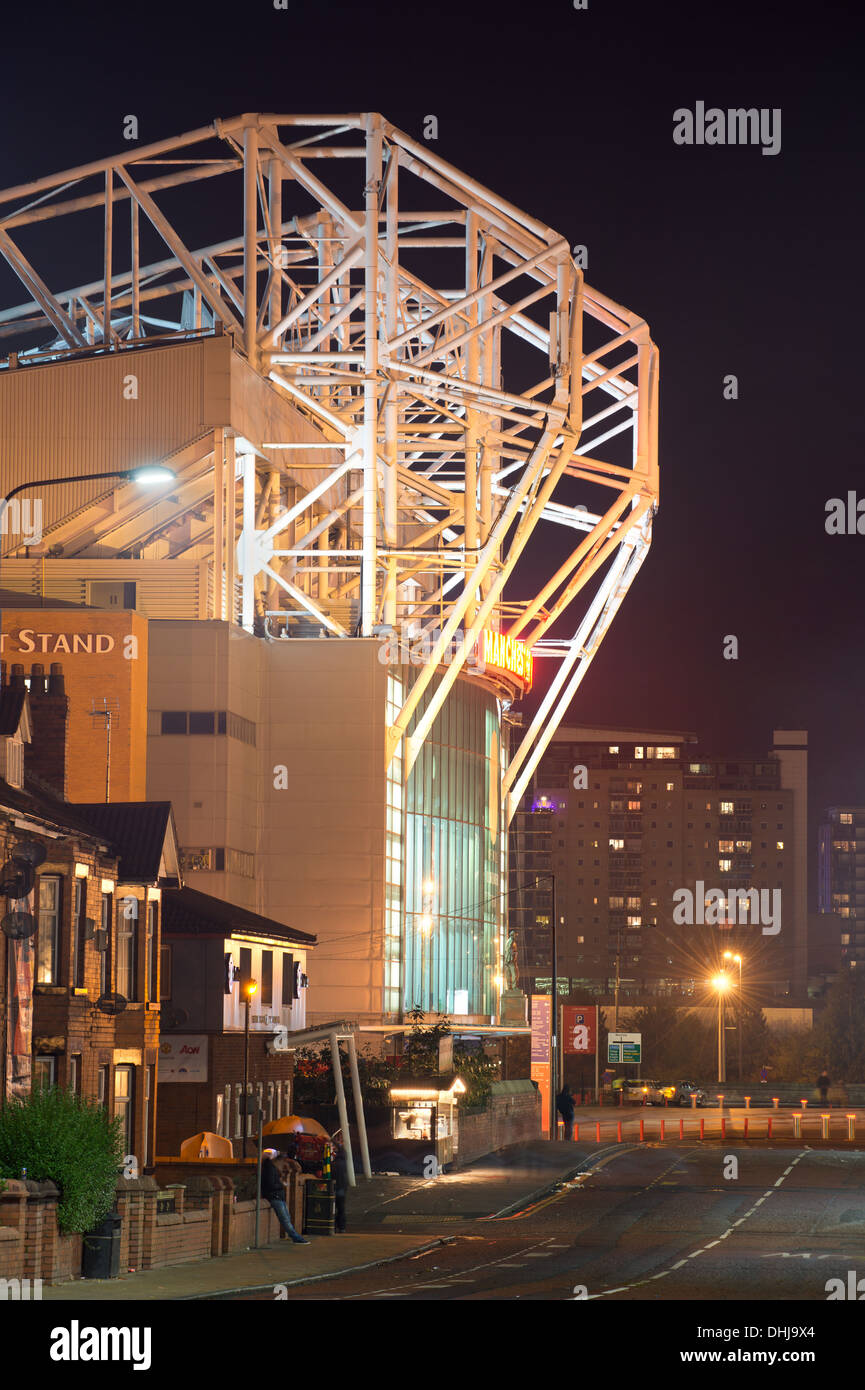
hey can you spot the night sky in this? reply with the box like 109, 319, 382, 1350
3, 0, 864, 854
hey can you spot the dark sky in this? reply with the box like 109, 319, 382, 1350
3, 0, 864, 835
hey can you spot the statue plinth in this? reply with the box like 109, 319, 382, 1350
500, 989, 528, 1026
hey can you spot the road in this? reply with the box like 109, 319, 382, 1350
250, 1144, 865, 1301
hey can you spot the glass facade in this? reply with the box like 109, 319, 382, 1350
384, 672, 405, 1015
400, 669, 504, 1017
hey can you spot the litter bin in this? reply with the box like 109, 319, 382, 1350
304, 1179, 335, 1235
82, 1211, 123, 1279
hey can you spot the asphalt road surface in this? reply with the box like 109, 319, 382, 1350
253, 1144, 865, 1301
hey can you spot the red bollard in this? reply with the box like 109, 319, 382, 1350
617, 1120, 622, 1143
660, 1118, 665, 1141
596, 1121, 601, 1143
679, 1117, 684, 1140
743, 1116, 749, 1138
721, 1117, 726, 1139
574, 1122, 579, 1142
700, 1117, 705, 1139
767, 1116, 772, 1139
639, 1116, 645, 1142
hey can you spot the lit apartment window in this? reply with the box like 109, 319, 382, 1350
719, 801, 734, 815
648, 746, 676, 760
719, 840, 734, 853
36, 875, 62, 984
718, 858, 732, 872
628, 800, 641, 811
608, 745, 619, 754
736, 840, 751, 852
635, 746, 644, 759
627, 896, 641, 909
609, 838, 624, 850
627, 916, 641, 927
116, 901, 138, 1001
666, 782, 675, 791
72, 879, 87, 989
776, 841, 784, 851
608, 897, 624, 909
840, 813, 853, 825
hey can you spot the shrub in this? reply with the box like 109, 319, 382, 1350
0, 1087, 123, 1234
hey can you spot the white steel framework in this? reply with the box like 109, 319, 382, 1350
0, 114, 659, 820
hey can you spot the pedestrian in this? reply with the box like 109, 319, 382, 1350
556, 1083, 576, 1140
816, 1068, 831, 1106
261, 1147, 310, 1243
332, 1140, 349, 1233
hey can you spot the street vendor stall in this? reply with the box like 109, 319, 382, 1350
387, 1076, 466, 1172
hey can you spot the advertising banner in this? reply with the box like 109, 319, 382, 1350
562, 1004, 597, 1055
5, 889, 34, 1102
158, 1035, 208, 1082
531, 994, 552, 1133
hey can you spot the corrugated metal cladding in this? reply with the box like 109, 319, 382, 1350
0, 335, 231, 533
1, 559, 201, 619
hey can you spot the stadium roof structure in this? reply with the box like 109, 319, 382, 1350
0, 113, 659, 819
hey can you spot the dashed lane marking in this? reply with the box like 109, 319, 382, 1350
580, 1150, 809, 1301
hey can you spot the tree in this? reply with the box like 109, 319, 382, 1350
0, 1087, 123, 1234
814, 970, 865, 1082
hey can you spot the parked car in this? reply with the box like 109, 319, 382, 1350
616, 1078, 665, 1104
660, 1080, 707, 1107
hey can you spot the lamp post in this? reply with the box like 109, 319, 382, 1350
723, 951, 744, 1082
242, 978, 258, 1158
710, 972, 730, 1084
0, 465, 175, 665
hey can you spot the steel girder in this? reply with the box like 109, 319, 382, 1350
0, 113, 659, 814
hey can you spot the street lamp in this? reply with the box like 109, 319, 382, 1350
710, 972, 730, 1084
242, 978, 258, 1158
723, 951, 744, 1081
1, 465, 176, 649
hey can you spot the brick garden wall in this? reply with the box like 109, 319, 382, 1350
454, 1082, 542, 1168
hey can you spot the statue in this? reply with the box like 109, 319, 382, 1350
504, 932, 519, 990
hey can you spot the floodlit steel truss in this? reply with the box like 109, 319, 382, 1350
0, 114, 659, 817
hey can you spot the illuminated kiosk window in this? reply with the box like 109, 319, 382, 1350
389, 1078, 466, 1172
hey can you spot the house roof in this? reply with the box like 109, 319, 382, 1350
0, 775, 115, 844
68, 801, 179, 884
0, 687, 27, 737
162, 885, 315, 946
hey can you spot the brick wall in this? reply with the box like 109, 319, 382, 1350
454, 1083, 542, 1168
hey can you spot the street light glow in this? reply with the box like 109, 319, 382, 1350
711, 972, 730, 991
130, 465, 176, 485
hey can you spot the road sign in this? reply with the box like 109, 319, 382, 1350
608, 1031, 641, 1064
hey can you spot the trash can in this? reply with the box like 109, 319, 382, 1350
81, 1211, 123, 1279
304, 1179, 335, 1236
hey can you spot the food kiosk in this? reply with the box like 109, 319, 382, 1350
387, 1076, 466, 1172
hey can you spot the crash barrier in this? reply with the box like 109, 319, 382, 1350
558, 1109, 863, 1146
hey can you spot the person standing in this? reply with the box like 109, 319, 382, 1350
816, 1068, 831, 1106
332, 1140, 349, 1233
556, 1083, 576, 1140
261, 1148, 310, 1243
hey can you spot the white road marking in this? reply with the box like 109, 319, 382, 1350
583, 1150, 808, 1301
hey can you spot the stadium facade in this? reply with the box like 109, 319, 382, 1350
0, 114, 659, 1031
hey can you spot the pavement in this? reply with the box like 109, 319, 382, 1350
43, 1141, 590, 1301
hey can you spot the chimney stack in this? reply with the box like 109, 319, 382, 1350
25, 661, 70, 800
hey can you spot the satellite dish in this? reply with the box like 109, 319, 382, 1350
0, 858, 35, 900
1, 912, 36, 940
162, 1006, 189, 1029
96, 992, 128, 1016
13, 840, 47, 869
